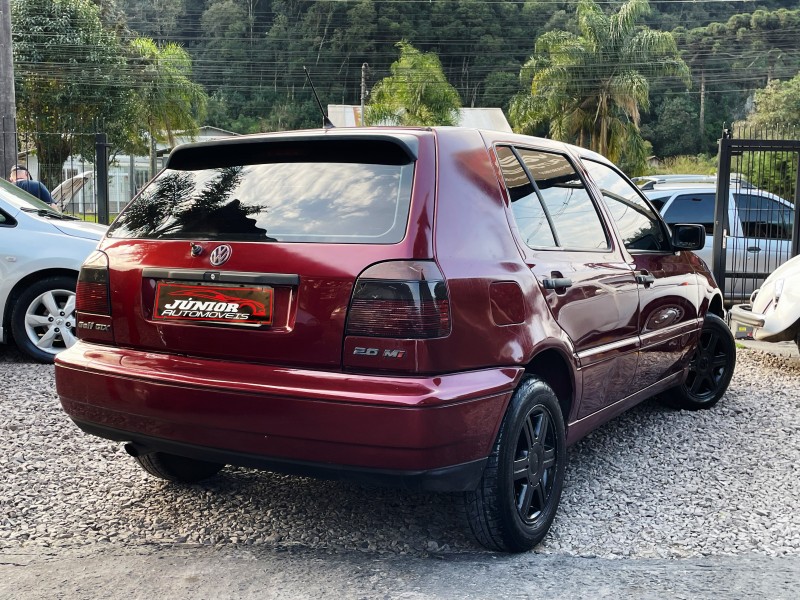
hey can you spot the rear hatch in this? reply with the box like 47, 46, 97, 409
94, 132, 434, 369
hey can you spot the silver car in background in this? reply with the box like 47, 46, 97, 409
636, 175, 795, 300
0, 178, 106, 362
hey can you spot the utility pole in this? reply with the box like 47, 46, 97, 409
0, 0, 17, 178
360, 63, 369, 126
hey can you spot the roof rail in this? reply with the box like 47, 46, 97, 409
632, 173, 753, 190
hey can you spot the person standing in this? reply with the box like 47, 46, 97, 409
9, 165, 55, 207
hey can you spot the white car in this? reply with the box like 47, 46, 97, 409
729, 253, 800, 352
637, 175, 795, 300
0, 178, 107, 362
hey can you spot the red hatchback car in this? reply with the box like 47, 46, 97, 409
56, 127, 735, 552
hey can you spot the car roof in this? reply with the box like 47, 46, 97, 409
640, 182, 793, 207
641, 183, 717, 194
634, 174, 717, 186
633, 173, 755, 190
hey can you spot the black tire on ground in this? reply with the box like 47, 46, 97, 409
462, 376, 566, 552
134, 452, 224, 483
10, 275, 77, 364
661, 313, 736, 411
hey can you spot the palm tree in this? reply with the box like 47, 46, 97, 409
130, 38, 208, 175
510, 0, 690, 169
365, 41, 461, 127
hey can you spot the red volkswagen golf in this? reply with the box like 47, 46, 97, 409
56, 127, 735, 552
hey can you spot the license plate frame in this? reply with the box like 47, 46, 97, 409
153, 281, 274, 325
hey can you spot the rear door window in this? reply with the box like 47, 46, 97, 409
108, 142, 415, 244
514, 148, 609, 251
495, 146, 557, 248
733, 193, 794, 240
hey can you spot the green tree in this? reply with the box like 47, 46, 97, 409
510, 0, 690, 172
736, 73, 800, 199
129, 38, 207, 171
744, 73, 800, 127
641, 95, 699, 157
11, 0, 137, 188
116, 0, 186, 40
673, 24, 727, 144
366, 41, 461, 127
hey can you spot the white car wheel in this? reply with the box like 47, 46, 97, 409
11, 276, 78, 363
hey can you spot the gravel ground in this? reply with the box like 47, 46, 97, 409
1, 345, 799, 560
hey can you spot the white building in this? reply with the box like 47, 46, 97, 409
25, 126, 239, 217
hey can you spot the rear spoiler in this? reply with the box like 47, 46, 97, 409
166, 133, 420, 170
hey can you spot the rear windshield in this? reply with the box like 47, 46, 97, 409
108, 160, 415, 244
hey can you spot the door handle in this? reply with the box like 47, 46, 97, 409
746, 246, 762, 253
636, 272, 656, 286
542, 276, 573, 290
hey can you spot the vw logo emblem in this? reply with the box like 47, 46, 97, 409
209, 244, 232, 266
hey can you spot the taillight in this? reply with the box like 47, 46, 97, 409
76, 251, 111, 315
346, 261, 451, 339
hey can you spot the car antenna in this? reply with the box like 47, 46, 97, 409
303, 66, 335, 130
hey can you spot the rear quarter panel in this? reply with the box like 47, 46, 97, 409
429, 129, 573, 371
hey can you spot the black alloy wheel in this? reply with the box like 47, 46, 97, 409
662, 313, 736, 410
463, 376, 566, 552
512, 405, 558, 527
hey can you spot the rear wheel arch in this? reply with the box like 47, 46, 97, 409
3, 268, 80, 331
462, 374, 567, 551
524, 348, 574, 426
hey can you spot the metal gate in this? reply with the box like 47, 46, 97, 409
1, 117, 113, 224
713, 128, 800, 302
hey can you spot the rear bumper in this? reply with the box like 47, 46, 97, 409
728, 304, 765, 329
56, 342, 522, 492
729, 303, 798, 342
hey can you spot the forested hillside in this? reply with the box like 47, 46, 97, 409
13, 0, 800, 162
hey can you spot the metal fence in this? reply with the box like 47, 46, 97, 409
714, 127, 800, 302
4, 118, 798, 300
0, 118, 153, 224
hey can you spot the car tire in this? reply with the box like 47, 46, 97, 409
10, 275, 78, 364
462, 376, 566, 552
661, 313, 736, 410
134, 452, 225, 483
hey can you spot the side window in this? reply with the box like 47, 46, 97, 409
581, 159, 668, 251
516, 148, 609, 250
496, 146, 557, 248
663, 193, 716, 235
645, 195, 671, 211
0, 209, 15, 226
733, 193, 793, 240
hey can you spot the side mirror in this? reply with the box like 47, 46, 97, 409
671, 223, 705, 251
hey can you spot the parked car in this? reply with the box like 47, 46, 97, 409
729, 253, 800, 352
55, 128, 735, 552
0, 178, 107, 362
635, 174, 795, 300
